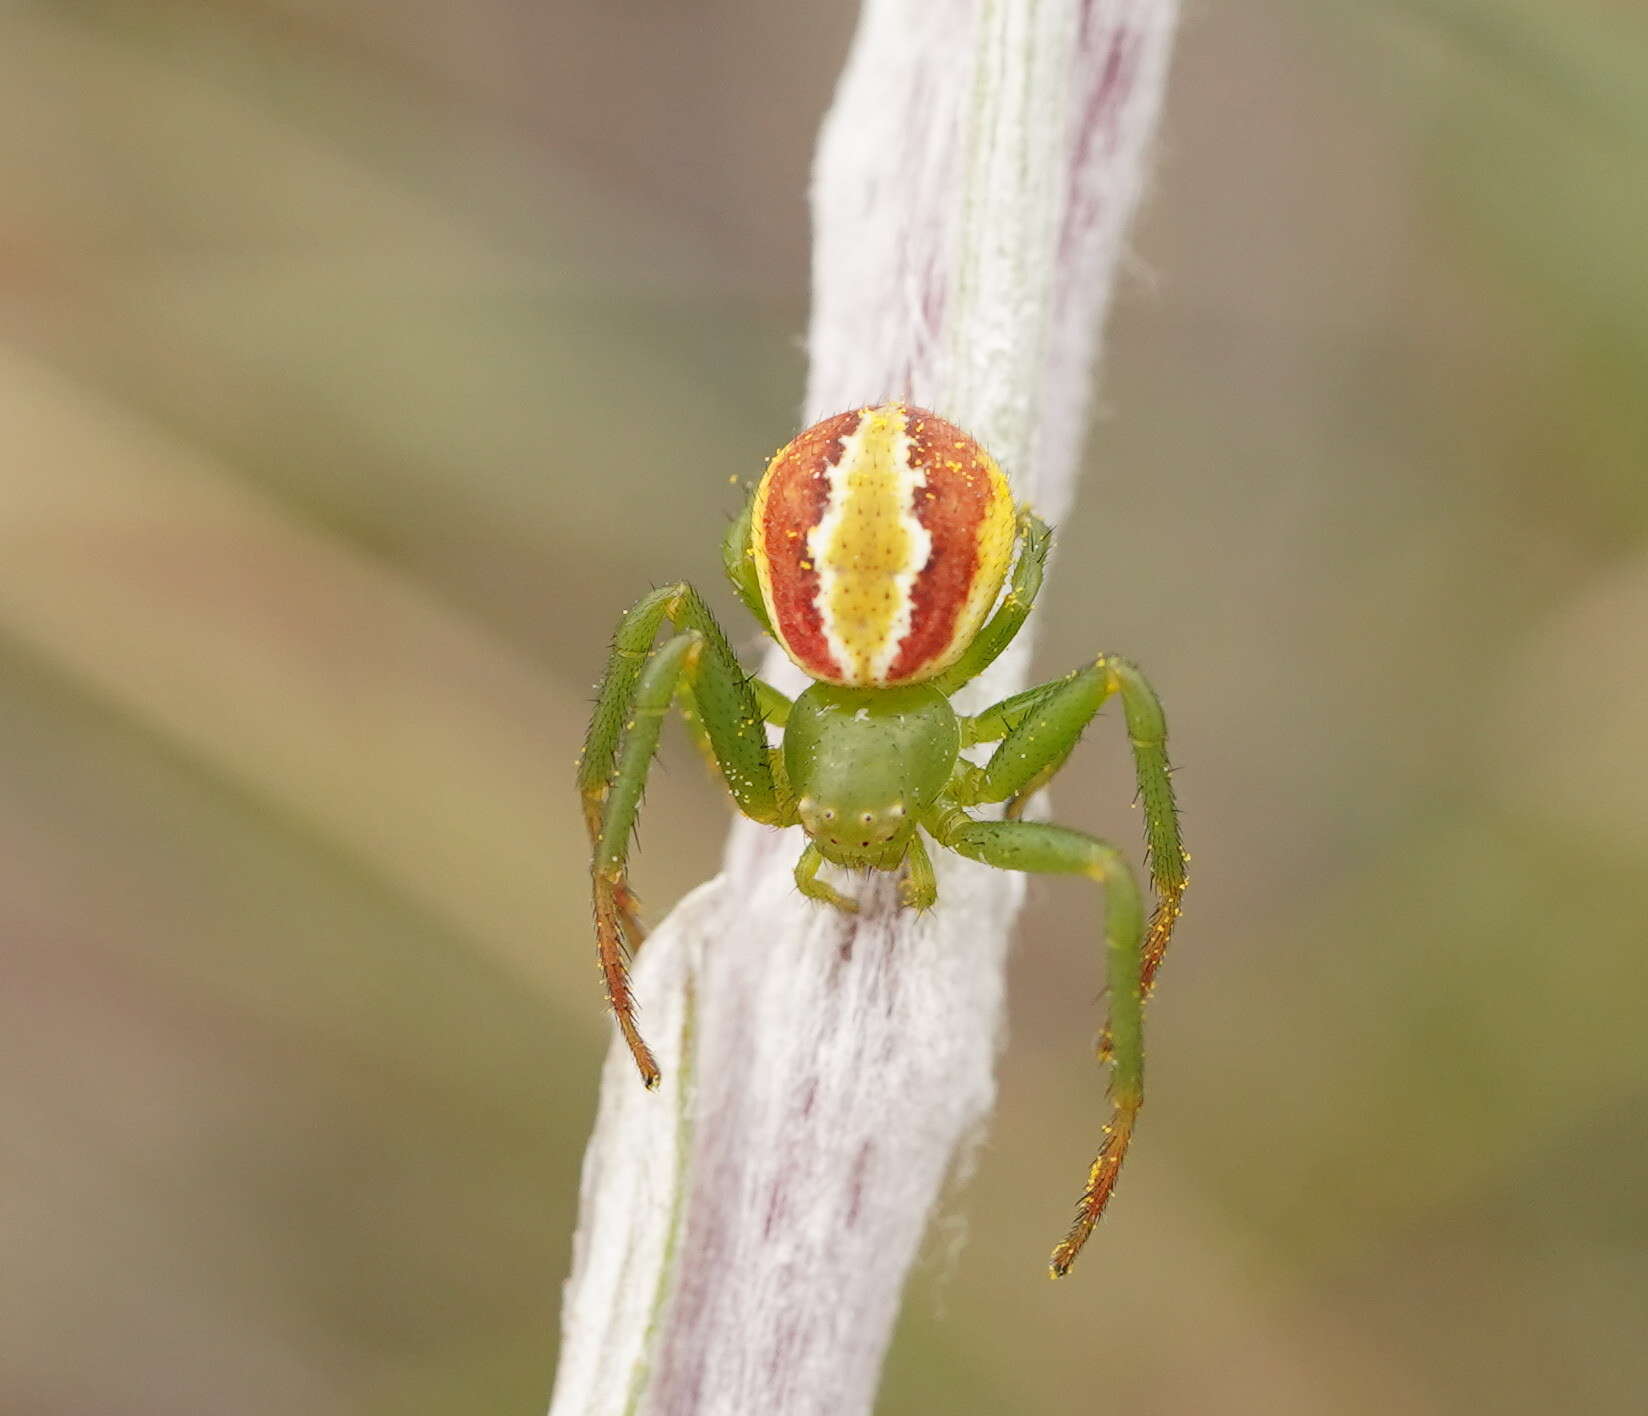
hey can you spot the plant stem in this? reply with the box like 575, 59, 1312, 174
550, 4, 1178, 1412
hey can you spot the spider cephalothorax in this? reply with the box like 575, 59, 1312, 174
577, 402, 1187, 1276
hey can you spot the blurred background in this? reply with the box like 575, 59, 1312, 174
2, 1, 1645, 1412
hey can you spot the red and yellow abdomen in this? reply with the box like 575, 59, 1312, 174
751, 403, 1016, 687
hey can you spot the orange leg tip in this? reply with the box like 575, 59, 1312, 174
622, 1033, 661, 1090
1050, 1224, 1093, 1277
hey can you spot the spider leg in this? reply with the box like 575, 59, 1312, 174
676, 674, 793, 790
722, 483, 774, 635
753, 677, 792, 727
795, 842, 859, 912
957, 655, 1186, 999
959, 676, 1082, 819
959, 679, 1064, 747
943, 656, 1187, 1270
927, 507, 1051, 694
578, 588, 679, 949
924, 810, 1145, 1277
673, 677, 721, 790
591, 632, 701, 1088
577, 582, 787, 1087
900, 831, 938, 911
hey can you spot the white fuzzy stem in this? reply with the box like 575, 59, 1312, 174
550, 4, 1178, 1413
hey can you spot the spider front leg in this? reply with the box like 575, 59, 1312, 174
577, 582, 787, 1087
588, 632, 700, 1086
676, 673, 792, 787
959, 655, 1187, 996
924, 810, 1146, 1277
946, 656, 1187, 1273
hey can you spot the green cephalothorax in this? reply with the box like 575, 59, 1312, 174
784, 683, 958, 869
576, 403, 1188, 1278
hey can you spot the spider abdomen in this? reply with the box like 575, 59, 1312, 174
751, 403, 1015, 687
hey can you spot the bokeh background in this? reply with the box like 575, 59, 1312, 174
3, 2, 1645, 1412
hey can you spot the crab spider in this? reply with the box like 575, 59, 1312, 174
576, 403, 1187, 1276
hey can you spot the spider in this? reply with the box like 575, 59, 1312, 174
577, 402, 1186, 1277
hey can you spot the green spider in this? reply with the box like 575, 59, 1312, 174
577, 402, 1187, 1276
